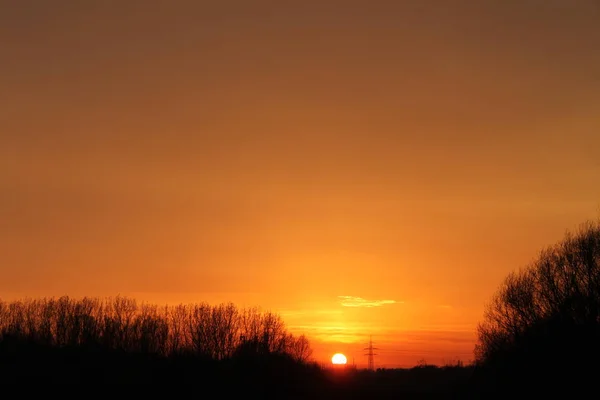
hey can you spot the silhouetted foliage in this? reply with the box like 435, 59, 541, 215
0, 295, 321, 394
0, 296, 310, 361
474, 219, 600, 394
0, 295, 474, 397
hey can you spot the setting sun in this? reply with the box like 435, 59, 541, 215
331, 353, 347, 365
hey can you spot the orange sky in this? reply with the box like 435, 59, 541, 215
1, 1, 600, 368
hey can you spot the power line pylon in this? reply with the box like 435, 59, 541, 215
364, 335, 378, 371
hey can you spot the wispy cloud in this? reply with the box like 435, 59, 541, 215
338, 296, 401, 308
279, 309, 343, 317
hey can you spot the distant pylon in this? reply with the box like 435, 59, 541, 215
364, 335, 378, 371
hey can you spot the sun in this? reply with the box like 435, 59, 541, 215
331, 353, 347, 365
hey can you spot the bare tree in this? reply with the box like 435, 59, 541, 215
0, 295, 314, 367
286, 334, 313, 363
475, 219, 600, 388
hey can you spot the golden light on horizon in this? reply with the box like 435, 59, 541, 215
331, 353, 347, 365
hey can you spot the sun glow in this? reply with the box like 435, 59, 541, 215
331, 353, 347, 365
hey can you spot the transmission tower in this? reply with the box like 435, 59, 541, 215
364, 335, 378, 371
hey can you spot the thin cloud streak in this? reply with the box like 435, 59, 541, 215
338, 296, 401, 308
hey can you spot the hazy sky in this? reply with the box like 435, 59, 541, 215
1, 0, 599, 367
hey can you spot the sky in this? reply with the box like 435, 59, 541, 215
1, 0, 599, 367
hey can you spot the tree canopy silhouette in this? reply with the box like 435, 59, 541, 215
0, 295, 317, 389
0, 296, 312, 362
474, 219, 600, 392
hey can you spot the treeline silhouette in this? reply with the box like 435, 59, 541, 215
0, 296, 311, 361
0, 295, 474, 397
0, 296, 324, 395
472, 219, 600, 396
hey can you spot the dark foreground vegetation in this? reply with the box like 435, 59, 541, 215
0, 297, 319, 393
472, 219, 600, 396
0, 295, 476, 397
2, 219, 600, 398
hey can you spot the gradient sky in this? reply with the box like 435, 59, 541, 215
1, 0, 599, 367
